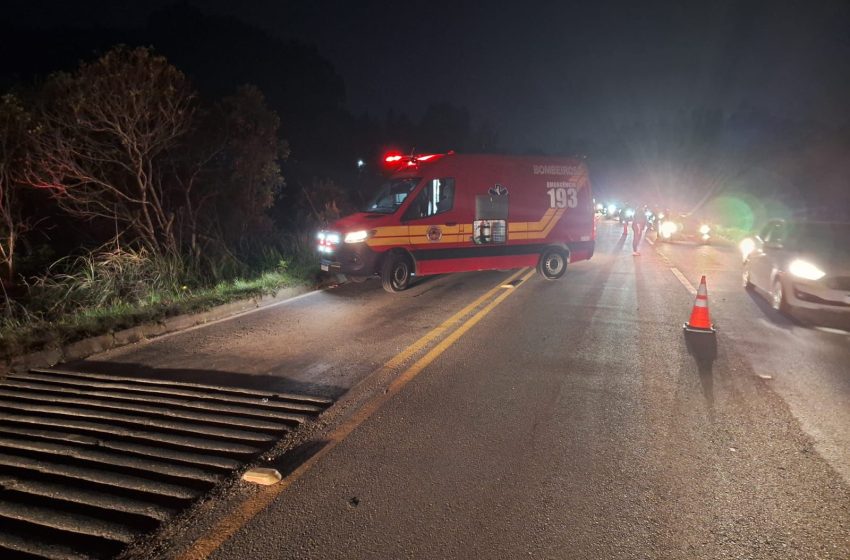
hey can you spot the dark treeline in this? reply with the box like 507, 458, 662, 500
0, 3, 499, 296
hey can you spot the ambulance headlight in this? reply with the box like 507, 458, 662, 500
323, 232, 341, 244
660, 221, 678, 238
344, 230, 373, 243
788, 259, 826, 281
699, 224, 711, 235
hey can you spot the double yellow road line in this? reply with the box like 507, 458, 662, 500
176, 267, 537, 560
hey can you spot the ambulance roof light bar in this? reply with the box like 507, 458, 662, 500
383, 151, 447, 169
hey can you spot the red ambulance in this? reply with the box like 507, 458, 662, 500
318, 153, 595, 292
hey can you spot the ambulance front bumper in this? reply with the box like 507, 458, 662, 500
319, 244, 379, 276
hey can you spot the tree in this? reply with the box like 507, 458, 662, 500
25, 46, 195, 257
213, 86, 287, 252
0, 94, 32, 286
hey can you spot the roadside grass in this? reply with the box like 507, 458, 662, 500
0, 249, 320, 362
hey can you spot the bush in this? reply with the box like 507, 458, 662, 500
25, 243, 188, 317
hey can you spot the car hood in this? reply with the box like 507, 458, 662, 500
328, 212, 399, 232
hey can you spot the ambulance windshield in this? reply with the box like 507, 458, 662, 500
364, 177, 421, 214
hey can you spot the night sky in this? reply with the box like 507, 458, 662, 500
7, 0, 850, 153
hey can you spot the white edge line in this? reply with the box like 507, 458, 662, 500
670, 267, 697, 295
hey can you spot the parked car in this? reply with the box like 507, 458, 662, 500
741, 220, 850, 315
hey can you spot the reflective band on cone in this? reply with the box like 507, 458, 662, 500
684, 275, 715, 333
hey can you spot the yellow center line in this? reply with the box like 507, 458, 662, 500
175, 268, 534, 560
380, 268, 527, 371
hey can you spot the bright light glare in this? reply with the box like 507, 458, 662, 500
356, 159, 365, 168
625, 209, 635, 218
344, 230, 370, 243
607, 204, 617, 215
739, 238, 755, 259
325, 233, 340, 244
788, 259, 826, 281
699, 224, 711, 235
596, 203, 604, 211
660, 221, 678, 238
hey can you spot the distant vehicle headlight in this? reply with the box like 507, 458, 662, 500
699, 224, 711, 235
607, 204, 617, 215
739, 238, 756, 259
660, 221, 678, 238
788, 259, 826, 281
625, 209, 635, 218
344, 230, 372, 243
596, 203, 604, 211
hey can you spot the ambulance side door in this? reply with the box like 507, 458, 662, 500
401, 176, 464, 250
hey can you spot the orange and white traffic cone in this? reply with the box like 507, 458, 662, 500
684, 275, 715, 333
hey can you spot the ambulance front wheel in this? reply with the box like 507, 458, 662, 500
537, 248, 568, 280
381, 252, 413, 293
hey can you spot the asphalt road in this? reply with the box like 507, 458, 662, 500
99, 222, 850, 559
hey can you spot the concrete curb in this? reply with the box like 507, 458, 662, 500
2, 284, 314, 375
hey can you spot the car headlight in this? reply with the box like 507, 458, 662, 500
344, 230, 373, 243
699, 224, 711, 235
739, 238, 755, 259
788, 259, 826, 281
660, 221, 678, 238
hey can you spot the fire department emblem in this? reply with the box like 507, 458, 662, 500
426, 226, 443, 242
489, 184, 509, 196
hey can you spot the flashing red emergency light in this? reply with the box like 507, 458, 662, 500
382, 152, 444, 170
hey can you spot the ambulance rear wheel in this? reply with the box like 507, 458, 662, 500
537, 248, 568, 280
381, 253, 412, 293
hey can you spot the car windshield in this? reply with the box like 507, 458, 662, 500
788, 223, 850, 255
363, 178, 421, 214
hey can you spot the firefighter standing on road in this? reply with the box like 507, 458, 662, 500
632, 206, 648, 255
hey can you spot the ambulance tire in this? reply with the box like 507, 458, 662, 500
381, 252, 413, 293
537, 247, 568, 280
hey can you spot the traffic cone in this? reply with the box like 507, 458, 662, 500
684, 275, 715, 333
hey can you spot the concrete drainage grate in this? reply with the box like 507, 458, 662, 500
0, 368, 333, 560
